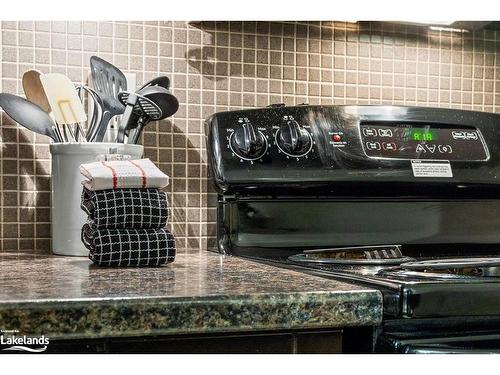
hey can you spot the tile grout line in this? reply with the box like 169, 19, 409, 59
0, 21, 2, 252
1, 21, 500, 253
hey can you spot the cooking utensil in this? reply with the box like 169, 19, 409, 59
128, 85, 179, 144
39, 73, 87, 141
76, 85, 103, 141
89, 56, 127, 142
130, 76, 175, 139
22, 69, 52, 113
90, 56, 128, 99
124, 77, 176, 137
139, 76, 171, 90
138, 86, 179, 117
116, 92, 162, 143
22, 69, 66, 140
0, 93, 61, 142
39, 73, 88, 125
88, 88, 125, 142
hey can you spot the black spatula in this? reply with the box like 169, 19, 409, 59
89, 56, 127, 141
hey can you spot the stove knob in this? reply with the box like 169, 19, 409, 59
276, 119, 313, 157
229, 122, 267, 160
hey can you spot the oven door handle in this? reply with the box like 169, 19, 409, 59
403, 345, 500, 354
384, 332, 500, 353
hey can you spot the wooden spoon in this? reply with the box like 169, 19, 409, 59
22, 70, 52, 113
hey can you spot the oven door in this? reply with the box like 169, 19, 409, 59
377, 319, 500, 353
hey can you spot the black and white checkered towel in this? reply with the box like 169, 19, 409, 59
82, 223, 176, 267
81, 187, 169, 229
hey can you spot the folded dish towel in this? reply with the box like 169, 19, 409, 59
80, 158, 169, 191
82, 224, 176, 267
81, 187, 169, 229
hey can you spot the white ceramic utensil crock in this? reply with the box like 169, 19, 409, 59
50, 143, 144, 256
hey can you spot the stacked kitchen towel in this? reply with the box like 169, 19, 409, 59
79, 158, 176, 267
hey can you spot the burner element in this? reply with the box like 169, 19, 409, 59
288, 245, 413, 265
400, 257, 500, 277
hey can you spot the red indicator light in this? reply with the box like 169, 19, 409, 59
332, 134, 342, 142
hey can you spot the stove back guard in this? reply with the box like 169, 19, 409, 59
206, 105, 500, 256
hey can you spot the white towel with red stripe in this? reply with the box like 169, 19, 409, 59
80, 158, 169, 191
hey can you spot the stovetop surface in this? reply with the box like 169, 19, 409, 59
240, 249, 500, 318
240, 245, 500, 289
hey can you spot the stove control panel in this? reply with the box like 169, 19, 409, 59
221, 113, 317, 165
360, 123, 489, 161
206, 105, 500, 192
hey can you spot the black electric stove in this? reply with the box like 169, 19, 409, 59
205, 104, 500, 353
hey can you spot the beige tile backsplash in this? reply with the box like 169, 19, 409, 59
0, 21, 499, 253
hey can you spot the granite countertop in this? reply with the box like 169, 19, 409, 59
0, 251, 383, 340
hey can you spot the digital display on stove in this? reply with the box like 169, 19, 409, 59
410, 129, 437, 142
360, 123, 489, 161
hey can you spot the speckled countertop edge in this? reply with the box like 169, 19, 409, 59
0, 291, 382, 340
0, 251, 383, 340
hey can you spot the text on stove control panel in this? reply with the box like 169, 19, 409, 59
359, 123, 489, 161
